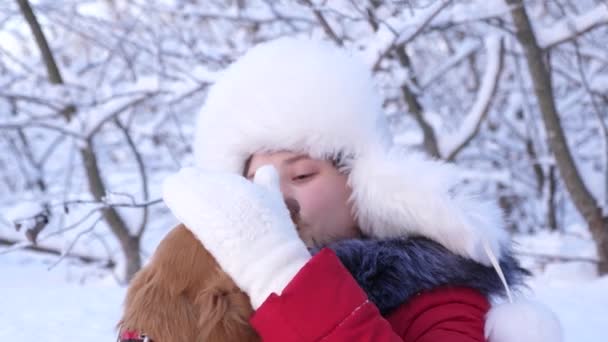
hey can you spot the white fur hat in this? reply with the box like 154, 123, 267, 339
194, 36, 507, 264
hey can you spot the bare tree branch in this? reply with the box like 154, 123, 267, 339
0, 237, 115, 269
85, 92, 158, 139
395, 46, 440, 158
0, 120, 86, 141
302, 0, 343, 46
114, 118, 150, 237
15, 0, 63, 84
442, 36, 505, 161
372, 0, 452, 71
47, 216, 104, 270
573, 41, 608, 207
419, 40, 482, 90
539, 4, 608, 49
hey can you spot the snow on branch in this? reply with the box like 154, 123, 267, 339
394, 0, 453, 46
0, 236, 116, 269
439, 35, 504, 161
83, 91, 160, 138
0, 119, 86, 141
370, 0, 452, 70
538, 4, 608, 49
419, 40, 482, 90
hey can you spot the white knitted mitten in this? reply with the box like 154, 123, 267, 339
162, 165, 311, 309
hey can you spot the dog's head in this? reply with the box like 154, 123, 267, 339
118, 225, 259, 342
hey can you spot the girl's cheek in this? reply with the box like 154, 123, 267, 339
296, 183, 324, 214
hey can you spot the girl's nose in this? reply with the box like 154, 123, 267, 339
284, 197, 301, 224
278, 176, 293, 199
278, 180, 299, 222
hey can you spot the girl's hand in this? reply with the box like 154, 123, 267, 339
162, 165, 311, 309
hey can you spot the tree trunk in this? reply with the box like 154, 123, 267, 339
507, 0, 608, 273
81, 142, 142, 281
395, 46, 441, 158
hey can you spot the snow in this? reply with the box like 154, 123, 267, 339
359, 24, 398, 67
537, 4, 608, 49
0, 251, 125, 341
532, 276, 608, 341
3, 201, 45, 224
76, 1, 113, 21
439, 0, 512, 25
361, 0, 453, 69
393, 0, 451, 46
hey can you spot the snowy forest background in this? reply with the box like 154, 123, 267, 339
1, 0, 607, 340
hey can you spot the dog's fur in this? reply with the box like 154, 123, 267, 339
117, 224, 259, 342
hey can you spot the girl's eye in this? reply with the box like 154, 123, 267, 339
292, 173, 315, 182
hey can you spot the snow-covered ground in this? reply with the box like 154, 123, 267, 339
513, 228, 608, 341
528, 273, 608, 341
1, 231, 606, 341
1, 250, 125, 341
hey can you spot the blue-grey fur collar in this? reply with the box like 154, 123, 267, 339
318, 237, 530, 315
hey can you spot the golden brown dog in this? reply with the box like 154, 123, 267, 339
117, 224, 260, 342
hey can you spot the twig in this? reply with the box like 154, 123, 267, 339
372, 0, 452, 71
516, 250, 601, 264
0, 121, 86, 141
442, 36, 505, 161
0, 236, 115, 269
85, 92, 158, 138
302, 0, 343, 46
539, 4, 608, 49
114, 118, 150, 237
47, 216, 104, 270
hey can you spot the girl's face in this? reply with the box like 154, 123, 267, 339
245, 151, 360, 248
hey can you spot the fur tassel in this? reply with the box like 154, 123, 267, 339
484, 300, 563, 342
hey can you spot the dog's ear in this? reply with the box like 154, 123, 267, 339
118, 262, 200, 342
118, 225, 207, 342
195, 271, 260, 342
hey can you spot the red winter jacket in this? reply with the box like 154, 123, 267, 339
250, 248, 489, 341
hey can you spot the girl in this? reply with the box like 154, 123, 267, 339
162, 37, 561, 341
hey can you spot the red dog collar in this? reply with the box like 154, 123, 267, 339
120, 330, 151, 342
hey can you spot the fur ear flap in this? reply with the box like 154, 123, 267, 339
348, 147, 509, 266
195, 273, 259, 342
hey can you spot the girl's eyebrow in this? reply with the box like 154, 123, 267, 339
283, 155, 309, 166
